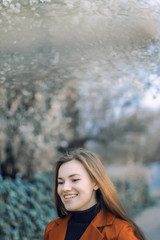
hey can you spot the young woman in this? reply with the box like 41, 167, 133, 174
43, 148, 146, 240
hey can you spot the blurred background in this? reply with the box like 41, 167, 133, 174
0, 0, 160, 239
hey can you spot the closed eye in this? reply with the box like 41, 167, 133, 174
72, 179, 80, 182
58, 181, 64, 185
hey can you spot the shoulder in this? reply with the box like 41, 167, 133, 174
98, 211, 138, 240
43, 217, 64, 240
113, 217, 136, 231
114, 219, 138, 240
45, 218, 59, 231
43, 215, 71, 240
43, 218, 59, 239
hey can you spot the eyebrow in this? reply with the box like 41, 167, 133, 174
58, 174, 81, 179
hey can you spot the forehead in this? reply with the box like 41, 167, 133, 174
58, 160, 89, 178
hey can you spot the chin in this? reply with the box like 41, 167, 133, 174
65, 205, 79, 211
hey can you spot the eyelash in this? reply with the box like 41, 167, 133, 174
57, 179, 80, 184
72, 179, 80, 182
58, 182, 64, 185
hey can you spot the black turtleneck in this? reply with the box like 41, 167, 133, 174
65, 204, 101, 240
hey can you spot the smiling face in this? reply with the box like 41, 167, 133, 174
57, 160, 98, 212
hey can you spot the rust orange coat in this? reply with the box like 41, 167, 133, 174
43, 209, 138, 240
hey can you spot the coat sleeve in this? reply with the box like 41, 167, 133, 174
118, 224, 139, 240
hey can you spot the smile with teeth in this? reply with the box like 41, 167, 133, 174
64, 194, 78, 199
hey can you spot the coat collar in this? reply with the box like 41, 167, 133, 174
92, 208, 116, 227
49, 209, 115, 240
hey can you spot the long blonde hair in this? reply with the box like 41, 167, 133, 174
54, 148, 146, 240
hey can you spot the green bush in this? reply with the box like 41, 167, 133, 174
113, 179, 153, 217
0, 174, 56, 240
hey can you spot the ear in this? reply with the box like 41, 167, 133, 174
93, 183, 99, 191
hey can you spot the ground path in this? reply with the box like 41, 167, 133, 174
134, 199, 160, 240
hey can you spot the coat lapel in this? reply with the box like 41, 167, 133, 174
80, 209, 115, 240
80, 222, 104, 240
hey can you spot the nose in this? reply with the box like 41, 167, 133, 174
62, 181, 72, 191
